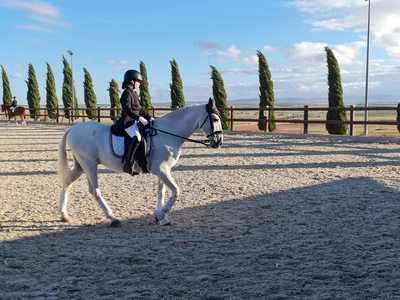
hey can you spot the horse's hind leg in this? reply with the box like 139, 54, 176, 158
82, 161, 120, 226
60, 159, 83, 222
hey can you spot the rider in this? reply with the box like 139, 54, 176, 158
10, 96, 17, 113
116, 69, 150, 174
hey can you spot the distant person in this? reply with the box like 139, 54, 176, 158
113, 69, 150, 174
10, 96, 17, 113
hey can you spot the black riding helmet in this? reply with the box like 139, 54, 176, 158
122, 70, 143, 89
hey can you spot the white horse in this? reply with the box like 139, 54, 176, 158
58, 98, 223, 226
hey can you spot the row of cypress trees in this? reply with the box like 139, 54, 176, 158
0, 59, 230, 126
0, 47, 355, 134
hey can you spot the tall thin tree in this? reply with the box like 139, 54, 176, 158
46, 63, 59, 120
26, 64, 41, 119
62, 56, 80, 119
170, 59, 185, 109
1, 65, 12, 106
257, 50, 276, 131
325, 47, 347, 135
210, 65, 229, 129
83, 68, 97, 119
139, 61, 152, 112
62, 56, 73, 118
108, 79, 121, 120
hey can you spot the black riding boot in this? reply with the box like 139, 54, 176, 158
123, 136, 140, 175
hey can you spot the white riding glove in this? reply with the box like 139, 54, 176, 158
138, 116, 148, 126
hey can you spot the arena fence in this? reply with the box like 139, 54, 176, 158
2, 105, 400, 136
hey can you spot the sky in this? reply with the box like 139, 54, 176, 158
1, 0, 400, 105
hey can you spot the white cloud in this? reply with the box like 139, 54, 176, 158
104, 59, 129, 67
194, 40, 224, 50
215, 45, 241, 61
0, 0, 60, 21
196, 41, 242, 62
11, 72, 24, 80
243, 55, 258, 66
263, 45, 276, 52
292, 0, 400, 60
287, 41, 364, 65
0, 0, 69, 31
291, 0, 365, 13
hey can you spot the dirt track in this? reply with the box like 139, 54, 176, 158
1, 123, 400, 299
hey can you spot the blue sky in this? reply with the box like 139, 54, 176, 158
1, 0, 399, 105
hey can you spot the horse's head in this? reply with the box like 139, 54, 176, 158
200, 98, 223, 148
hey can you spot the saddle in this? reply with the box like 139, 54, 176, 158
110, 122, 151, 174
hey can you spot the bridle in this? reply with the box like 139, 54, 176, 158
149, 104, 222, 147
199, 110, 223, 139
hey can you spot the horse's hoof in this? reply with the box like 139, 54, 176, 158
110, 219, 122, 227
61, 215, 71, 223
158, 214, 171, 226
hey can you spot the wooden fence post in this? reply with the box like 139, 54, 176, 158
304, 105, 309, 134
152, 107, 155, 118
350, 105, 355, 136
97, 107, 101, 122
56, 107, 59, 124
230, 106, 234, 131
265, 106, 268, 132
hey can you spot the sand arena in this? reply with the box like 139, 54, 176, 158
1, 123, 399, 299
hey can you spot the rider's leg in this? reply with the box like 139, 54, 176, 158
123, 136, 140, 174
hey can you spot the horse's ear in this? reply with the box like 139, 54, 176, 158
207, 97, 216, 111
208, 97, 215, 107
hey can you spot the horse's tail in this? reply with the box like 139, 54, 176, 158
58, 128, 72, 187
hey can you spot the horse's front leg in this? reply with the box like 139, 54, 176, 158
154, 169, 180, 226
157, 178, 166, 210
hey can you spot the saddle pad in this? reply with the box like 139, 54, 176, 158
110, 133, 151, 159
111, 134, 124, 157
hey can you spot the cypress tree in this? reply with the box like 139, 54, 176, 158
83, 68, 97, 119
62, 56, 73, 118
325, 47, 347, 135
108, 79, 121, 120
46, 63, 59, 119
257, 50, 276, 131
210, 65, 229, 129
1, 65, 12, 106
62, 56, 80, 119
139, 61, 152, 111
170, 59, 185, 108
26, 64, 41, 119
73, 86, 80, 117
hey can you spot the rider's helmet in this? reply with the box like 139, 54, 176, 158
122, 70, 142, 89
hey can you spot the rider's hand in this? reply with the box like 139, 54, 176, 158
138, 116, 149, 126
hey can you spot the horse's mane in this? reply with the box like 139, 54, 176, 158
159, 105, 204, 122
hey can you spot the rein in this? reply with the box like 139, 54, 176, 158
149, 114, 214, 147
147, 103, 222, 147
149, 125, 210, 147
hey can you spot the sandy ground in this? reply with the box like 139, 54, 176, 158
1, 122, 400, 299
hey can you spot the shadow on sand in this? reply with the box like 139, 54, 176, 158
1, 177, 399, 299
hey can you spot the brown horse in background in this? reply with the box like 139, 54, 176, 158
1, 104, 27, 125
